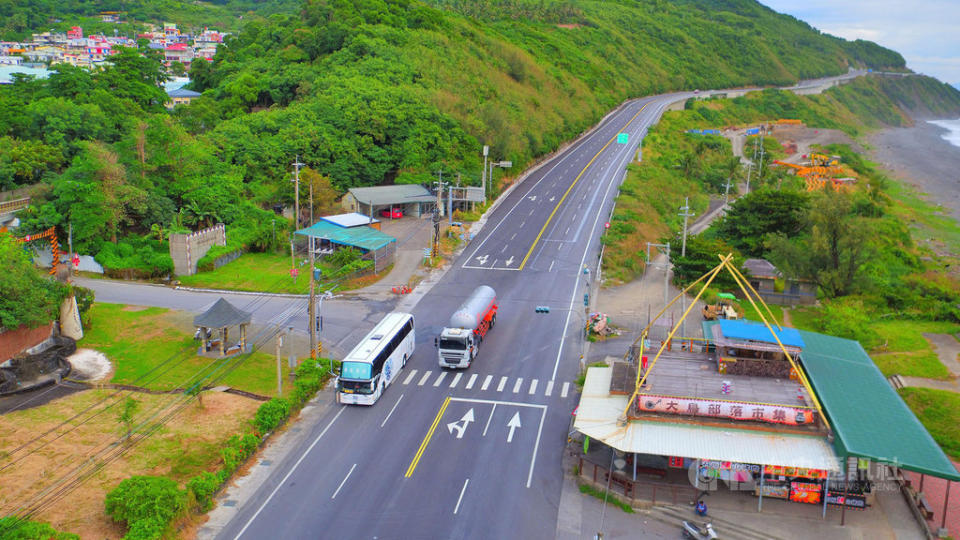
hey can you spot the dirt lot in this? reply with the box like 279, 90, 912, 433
0, 390, 259, 538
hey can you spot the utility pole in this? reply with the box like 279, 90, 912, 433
434, 169, 446, 218
745, 161, 753, 195
646, 242, 671, 308
757, 133, 766, 178
309, 176, 314, 228
275, 330, 284, 396
308, 236, 317, 361
68, 221, 73, 257
724, 176, 731, 205
678, 197, 694, 257
481, 145, 489, 201
289, 235, 295, 281
291, 155, 304, 230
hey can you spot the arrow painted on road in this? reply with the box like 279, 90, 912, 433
447, 408, 475, 439
549, 196, 555, 202
505, 256, 515, 267
506, 411, 521, 443
528, 196, 536, 201
475, 254, 489, 265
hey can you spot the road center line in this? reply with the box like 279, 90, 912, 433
481, 375, 493, 391
449, 372, 462, 388
331, 463, 357, 499
454, 478, 470, 515
403, 369, 418, 385
233, 407, 345, 540
466, 373, 477, 389
380, 394, 404, 428
405, 396, 451, 478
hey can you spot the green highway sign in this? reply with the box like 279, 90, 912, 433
617, 133, 628, 144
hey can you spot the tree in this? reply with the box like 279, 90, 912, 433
117, 395, 139, 443
715, 189, 810, 256
669, 234, 743, 291
300, 167, 341, 218
0, 232, 69, 330
94, 47, 169, 112
765, 192, 874, 297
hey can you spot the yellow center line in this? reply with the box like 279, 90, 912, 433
518, 102, 649, 271
404, 396, 450, 478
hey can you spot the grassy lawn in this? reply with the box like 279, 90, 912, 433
0, 390, 259, 538
737, 301, 784, 325
868, 320, 960, 380
80, 303, 295, 397
899, 387, 960, 460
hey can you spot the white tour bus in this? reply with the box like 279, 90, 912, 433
336, 312, 415, 405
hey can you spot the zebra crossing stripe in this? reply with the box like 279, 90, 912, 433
466, 373, 477, 390
433, 371, 447, 387
403, 370, 418, 385
418, 371, 433, 386
512, 378, 523, 393
528, 379, 538, 395
450, 372, 462, 388
497, 376, 508, 392
482, 375, 493, 391
560, 382, 570, 398
545, 380, 554, 396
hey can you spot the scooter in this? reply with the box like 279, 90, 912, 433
681, 520, 719, 540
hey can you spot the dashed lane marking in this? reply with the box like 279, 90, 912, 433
466, 373, 477, 390
561, 382, 570, 398
512, 378, 523, 394
545, 380, 554, 396
497, 376, 508, 392
528, 379, 538, 395
433, 371, 448, 387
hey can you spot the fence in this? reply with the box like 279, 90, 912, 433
577, 455, 698, 507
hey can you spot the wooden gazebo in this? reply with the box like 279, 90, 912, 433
193, 298, 251, 357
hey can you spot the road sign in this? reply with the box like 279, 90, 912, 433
604, 222, 610, 229
71, 254, 80, 269
617, 133, 628, 144
497, 161, 512, 167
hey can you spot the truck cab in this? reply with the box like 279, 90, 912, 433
437, 327, 476, 368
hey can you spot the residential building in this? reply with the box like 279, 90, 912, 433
0, 56, 22, 66
166, 87, 201, 108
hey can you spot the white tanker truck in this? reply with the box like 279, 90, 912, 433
435, 285, 497, 368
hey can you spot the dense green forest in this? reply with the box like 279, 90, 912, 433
0, 0, 916, 274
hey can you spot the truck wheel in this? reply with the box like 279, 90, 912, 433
491, 314, 496, 328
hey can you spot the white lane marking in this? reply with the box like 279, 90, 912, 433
500, 245, 508, 253
418, 371, 433, 386
528, 379, 538, 395
482, 403, 498, 436
565, 227, 570, 235
454, 478, 470, 514
331, 463, 357, 499
450, 372, 462, 388
520, 221, 525, 228
510, 233, 517, 240
433, 371, 448, 387
507, 412, 522, 443
497, 376, 508, 392
548, 260, 555, 272
381, 394, 404, 428
527, 407, 548, 488
557, 243, 562, 250
233, 407, 345, 539
466, 373, 477, 390
481, 375, 493, 391
561, 382, 570, 398
512, 378, 523, 393
545, 380, 554, 396
403, 370, 418, 385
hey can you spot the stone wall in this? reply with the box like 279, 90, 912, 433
169, 224, 226, 276
0, 322, 53, 363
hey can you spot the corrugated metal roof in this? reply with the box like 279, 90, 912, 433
348, 185, 434, 206
799, 330, 960, 481
295, 220, 396, 251
742, 258, 779, 279
719, 319, 805, 348
575, 368, 840, 471
320, 213, 380, 228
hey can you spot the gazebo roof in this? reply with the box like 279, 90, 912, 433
193, 298, 251, 328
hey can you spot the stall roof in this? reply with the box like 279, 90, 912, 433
194, 298, 251, 328
718, 319, 805, 349
320, 212, 380, 228
574, 368, 840, 471
798, 330, 960, 481
295, 221, 396, 251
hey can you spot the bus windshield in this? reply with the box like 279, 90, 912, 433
439, 337, 467, 350
341, 361, 372, 380
338, 379, 374, 394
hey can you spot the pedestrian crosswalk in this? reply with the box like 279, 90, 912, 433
398, 369, 573, 399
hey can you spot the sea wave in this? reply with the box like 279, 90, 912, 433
927, 118, 960, 149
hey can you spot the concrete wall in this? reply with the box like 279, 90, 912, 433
0, 323, 53, 363
169, 223, 226, 276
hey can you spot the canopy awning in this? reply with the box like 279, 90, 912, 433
574, 367, 840, 472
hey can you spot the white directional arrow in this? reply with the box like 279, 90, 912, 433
506, 411, 521, 443
528, 195, 537, 202
505, 256, 515, 267
475, 254, 489, 265
549, 196, 555, 202
447, 408, 475, 439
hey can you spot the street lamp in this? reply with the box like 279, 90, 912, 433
487, 159, 512, 198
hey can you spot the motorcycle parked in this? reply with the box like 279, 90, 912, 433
681, 520, 719, 540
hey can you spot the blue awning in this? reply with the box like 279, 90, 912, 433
718, 319, 805, 348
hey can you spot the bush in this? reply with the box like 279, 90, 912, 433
105, 475, 185, 540
95, 236, 174, 278
254, 397, 290, 434
813, 298, 880, 347
0, 517, 79, 540
187, 471, 220, 512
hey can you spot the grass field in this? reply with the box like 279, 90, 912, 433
899, 387, 960, 460
737, 302, 785, 325
80, 303, 294, 397
176, 252, 314, 294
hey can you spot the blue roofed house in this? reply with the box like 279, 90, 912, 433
166, 86, 201, 109
295, 213, 396, 273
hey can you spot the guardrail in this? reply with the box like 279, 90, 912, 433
0, 197, 29, 215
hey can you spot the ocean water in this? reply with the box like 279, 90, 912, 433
927, 118, 960, 148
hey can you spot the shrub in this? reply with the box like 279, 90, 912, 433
254, 397, 290, 434
187, 471, 220, 512
0, 517, 79, 540
105, 475, 185, 540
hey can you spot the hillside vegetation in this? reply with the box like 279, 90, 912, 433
0, 0, 911, 273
